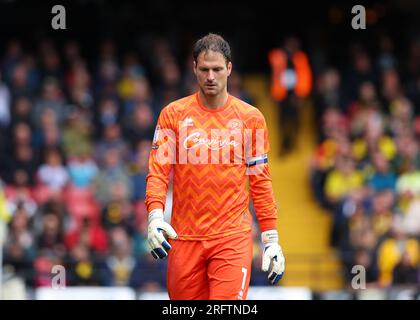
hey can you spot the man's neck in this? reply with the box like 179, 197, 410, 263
199, 90, 229, 109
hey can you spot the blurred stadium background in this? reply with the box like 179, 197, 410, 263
1, 0, 420, 300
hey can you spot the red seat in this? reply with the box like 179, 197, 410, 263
33, 185, 54, 204
67, 199, 100, 220
64, 184, 95, 203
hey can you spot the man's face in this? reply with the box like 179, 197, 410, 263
194, 50, 232, 97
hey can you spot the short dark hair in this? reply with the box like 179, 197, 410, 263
193, 33, 231, 64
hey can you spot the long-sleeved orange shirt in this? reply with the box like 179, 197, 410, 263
145, 92, 277, 240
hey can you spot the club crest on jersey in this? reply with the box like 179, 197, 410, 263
227, 119, 243, 133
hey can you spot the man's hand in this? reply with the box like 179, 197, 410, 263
261, 230, 285, 285
148, 209, 178, 259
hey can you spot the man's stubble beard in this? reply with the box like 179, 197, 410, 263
200, 83, 226, 97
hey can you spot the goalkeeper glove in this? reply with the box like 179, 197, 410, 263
261, 229, 285, 285
148, 209, 178, 259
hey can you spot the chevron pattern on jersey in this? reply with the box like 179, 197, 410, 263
146, 93, 277, 240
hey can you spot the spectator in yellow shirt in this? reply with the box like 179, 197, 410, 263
377, 221, 420, 286
324, 155, 365, 205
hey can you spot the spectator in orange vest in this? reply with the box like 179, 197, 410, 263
268, 36, 312, 155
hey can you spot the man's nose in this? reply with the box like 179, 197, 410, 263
207, 70, 215, 81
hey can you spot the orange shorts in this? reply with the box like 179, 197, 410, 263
167, 231, 253, 300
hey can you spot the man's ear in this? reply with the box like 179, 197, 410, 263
193, 61, 197, 76
227, 62, 232, 77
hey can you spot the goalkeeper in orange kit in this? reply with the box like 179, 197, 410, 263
145, 33, 285, 300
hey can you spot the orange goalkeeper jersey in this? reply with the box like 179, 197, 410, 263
145, 92, 278, 240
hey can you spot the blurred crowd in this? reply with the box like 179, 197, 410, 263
310, 35, 420, 288
2, 31, 419, 293
0, 37, 263, 292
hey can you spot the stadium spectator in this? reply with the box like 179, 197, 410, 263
94, 147, 132, 205
129, 252, 167, 292
397, 199, 420, 237
65, 216, 108, 255
268, 35, 313, 155
228, 71, 254, 105
36, 148, 69, 192
313, 69, 345, 142
345, 48, 377, 104
66, 243, 106, 286
366, 152, 397, 193
31, 77, 67, 129
95, 123, 129, 165
67, 150, 99, 189
103, 227, 137, 286
392, 251, 420, 285
35, 211, 66, 257
8, 143, 38, 187
5, 169, 38, 217
377, 222, 420, 286
353, 248, 379, 286
95, 97, 120, 139
2, 205, 35, 286
10, 95, 33, 129
62, 107, 93, 157
101, 182, 136, 235
122, 102, 155, 147
324, 155, 364, 206
9, 62, 35, 98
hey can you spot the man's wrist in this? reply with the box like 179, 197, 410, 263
149, 209, 164, 223
147, 201, 164, 213
261, 229, 279, 244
